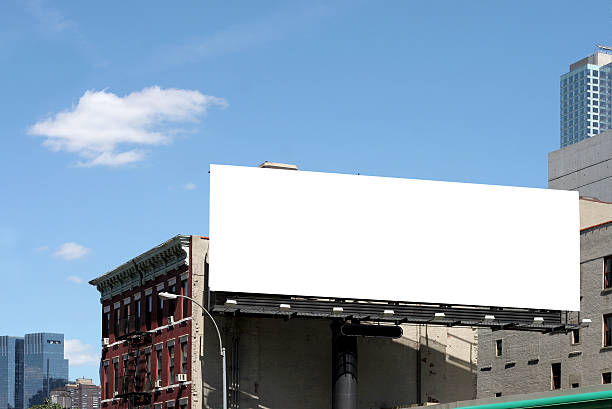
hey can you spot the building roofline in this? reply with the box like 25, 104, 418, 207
580, 196, 612, 204
88, 234, 200, 287
581, 220, 612, 233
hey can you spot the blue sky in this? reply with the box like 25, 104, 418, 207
0, 0, 610, 383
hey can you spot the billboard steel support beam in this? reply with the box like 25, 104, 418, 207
332, 321, 358, 409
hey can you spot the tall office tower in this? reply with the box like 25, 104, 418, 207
560, 50, 612, 147
23, 333, 69, 408
0, 337, 24, 409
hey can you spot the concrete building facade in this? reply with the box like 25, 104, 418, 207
476, 199, 612, 397
549, 130, 612, 201
90, 235, 481, 409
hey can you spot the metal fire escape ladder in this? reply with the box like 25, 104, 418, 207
116, 315, 153, 409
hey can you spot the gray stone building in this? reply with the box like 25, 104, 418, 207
476, 198, 612, 397
549, 129, 612, 201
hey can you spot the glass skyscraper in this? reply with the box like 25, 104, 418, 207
1, 333, 69, 409
560, 51, 612, 147
23, 333, 69, 408
0, 337, 24, 409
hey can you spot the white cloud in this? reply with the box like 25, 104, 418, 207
24, 0, 72, 33
152, 3, 334, 69
66, 275, 83, 284
65, 339, 99, 366
29, 86, 227, 166
184, 182, 196, 190
53, 242, 90, 260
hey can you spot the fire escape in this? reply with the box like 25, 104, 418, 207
117, 314, 153, 409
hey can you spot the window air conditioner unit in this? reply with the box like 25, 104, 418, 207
168, 316, 175, 325
154, 380, 162, 388
176, 373, 187, 382
113, 391, 118, 397
102, 338, 109, 347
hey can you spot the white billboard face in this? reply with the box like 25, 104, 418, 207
209, 165, 580, 311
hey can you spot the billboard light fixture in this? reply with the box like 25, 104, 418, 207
332, 307, 344, 313
484, 315, 496, 320
225, 299, 237, 306
434, 312, 445, 318
279, 303, 291, 310
383, 309, 394, 315
533, 317, 544, 322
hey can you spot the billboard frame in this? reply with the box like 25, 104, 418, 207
209, 291, 583, 333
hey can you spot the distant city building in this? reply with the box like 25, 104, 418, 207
23, 333, 69, 408
0, 336, 24, 409
560, 51, 612, 147
476, 198, 612, 397
549, 130, 612, 201
49, 390, 71, 409
0, 333, 69, 409
65, 378, 100, 409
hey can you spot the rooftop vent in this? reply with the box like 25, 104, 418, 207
258, 162, 298, 171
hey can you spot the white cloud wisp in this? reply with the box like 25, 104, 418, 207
29, 86, 227, 166
53, 242, 90, 260
65, 339, 99, 366
66, 275, 83, 284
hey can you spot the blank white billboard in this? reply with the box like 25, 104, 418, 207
209, 164, 580, 311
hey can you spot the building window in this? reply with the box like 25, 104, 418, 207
156, 349, 163, 384
603, 372, 611, 384
182, 279, 189, 318
571, 383, 579, 388
605, 256, 612, 289
169, 285, 177, 320
104, 365, 109, 399
157, 293, 164, 327
495, 339, 502, 357
136, 300, 141, 330
551, 363, 561, 390
145, 352, 151, 390
146, 295, 153, 330
103, 312, 110, 338
123, 304, 129, 335
113, 362, 119, 394
168, 345, 175, 385
122, 359, 128, 392
495, 392, 502, 397
114, 309, 120, 338
570, 329, 580, 345
181, 341, 188, 374
604, 314, 612, 347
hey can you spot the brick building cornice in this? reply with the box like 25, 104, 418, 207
89, 235, 192, 301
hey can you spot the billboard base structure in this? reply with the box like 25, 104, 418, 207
210, 291, 586, 409
210, 291, 584, 333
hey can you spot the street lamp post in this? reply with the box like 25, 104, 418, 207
158, 292, 227, 409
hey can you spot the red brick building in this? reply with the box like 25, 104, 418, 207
89, 236, 208, 409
